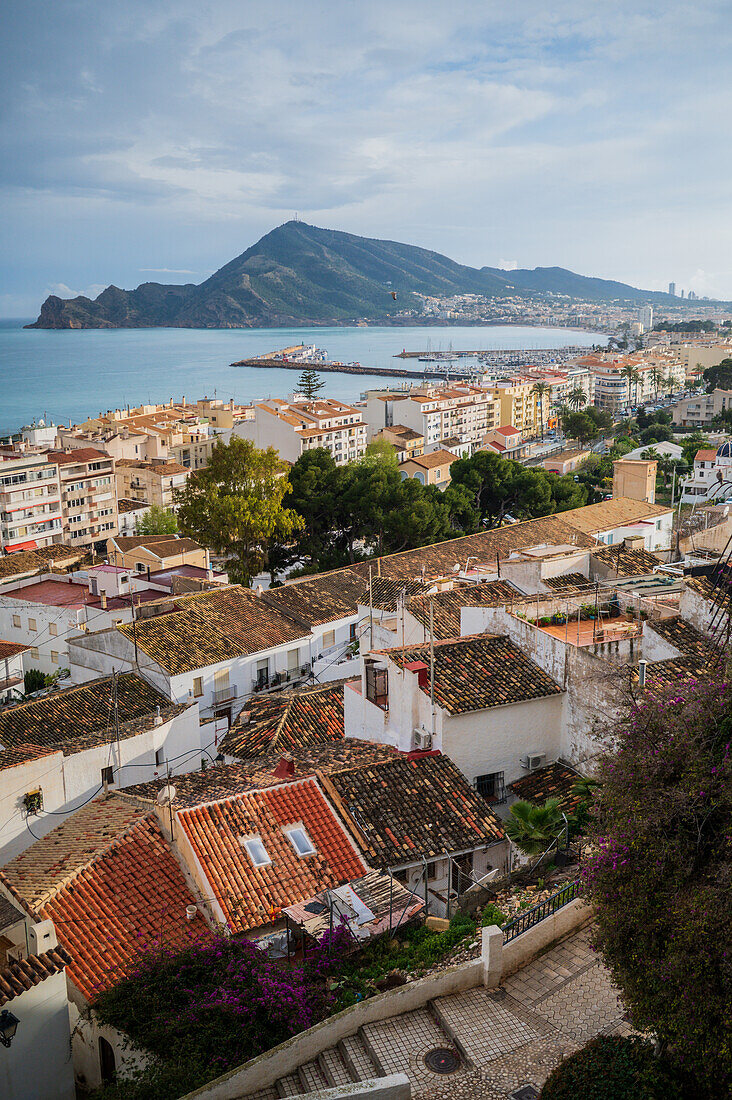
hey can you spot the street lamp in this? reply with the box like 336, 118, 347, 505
0, 1009, 19, 1048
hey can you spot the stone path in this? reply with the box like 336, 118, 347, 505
243, 928, 629, 1099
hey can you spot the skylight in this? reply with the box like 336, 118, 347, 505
241, 836, 271, 867
285, 826, 317, 858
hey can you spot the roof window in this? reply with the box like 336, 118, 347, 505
241, 835, 271, 867
285, 826, 317, 858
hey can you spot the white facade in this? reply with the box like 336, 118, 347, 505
0, 450, 63, 552
590, 511, 673, 553
363, 385, 499, 452
0, 703, 202, 863
235, 398, 367, 466
0, 953, 75, 1100
0, 646, 26, 705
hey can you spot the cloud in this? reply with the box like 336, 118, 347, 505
498, 259, 518, 271
2, 0, 732, 304
47, 282, 107, 300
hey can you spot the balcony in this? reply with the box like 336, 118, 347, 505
0, 674, 23, 694
213, 685, 238, 705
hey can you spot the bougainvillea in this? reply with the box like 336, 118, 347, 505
583, 676, 732, 1097
91, 926, 352, 1099
539, 1036, 688, 1100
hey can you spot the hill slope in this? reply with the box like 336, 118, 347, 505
27, 221, 680, 329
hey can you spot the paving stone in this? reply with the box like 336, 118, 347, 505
339, 1034, 378, 1081
362, 1007, 468, 1091
319, 1047, 353, 1086
297, 1059, 328, 1092
433, 988, 538, 1066
534, 961, 625, 1041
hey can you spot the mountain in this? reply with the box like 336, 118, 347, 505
27, 221, 679, 329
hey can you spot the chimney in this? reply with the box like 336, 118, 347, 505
100, 591, 108, 610
638, 659, 647, 688
404, 660, 429, 691
273, 752, 296, 779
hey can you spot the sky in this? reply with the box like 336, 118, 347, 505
2, 0, 732, 316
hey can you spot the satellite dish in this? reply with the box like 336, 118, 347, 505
157, 784, 177, 806
453, 563, 461, 573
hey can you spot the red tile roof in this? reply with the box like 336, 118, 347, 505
0, 640, 29, 660
47, 448, 111, 465
176, 778, 366, 932
220, 681, 347, 760
2, 798, 210, 1000
0, 947, 72, 1007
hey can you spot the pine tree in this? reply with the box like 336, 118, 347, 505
296, 369, 325, 400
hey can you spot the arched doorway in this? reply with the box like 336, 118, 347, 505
99, 1036, 116, 1084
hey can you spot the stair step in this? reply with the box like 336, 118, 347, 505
275, 1075, 303, 1097
297, 1060, 329, 1093
318, 1047, 353, 1087
338, 1034, 379, 1081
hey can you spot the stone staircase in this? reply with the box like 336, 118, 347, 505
245, 1004, 461, 1099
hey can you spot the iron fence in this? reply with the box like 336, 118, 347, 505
501, 880, 580, 943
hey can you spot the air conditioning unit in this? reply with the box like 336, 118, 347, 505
413, 727, 433, 751
522, 752, 546, 771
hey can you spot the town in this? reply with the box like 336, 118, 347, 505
0, 321, 730, 1099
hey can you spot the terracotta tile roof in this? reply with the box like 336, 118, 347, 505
509, 761, 584, 814
543, 572, 593, 594
388, 426, 423, 441
176, 778, 366, 932
359, 576, 429, 613
122, 740, 399, 808
695, 449, 717, 462
685, 573, 732, 609
1, 798, 209, 1000
0, 743, 61, 772
405, 449, 457, 470
0, 640, 29, 659
0, 673, 173, 752
406, 581, 521, 640
382, 634, 562, 715
47, 448, 111, 465
591, 545, 662, 576
560, 497, 671, 536
220, 681, 347, 760
117, 497, 149, 513
0, 895, 24, 933
116, 459, 190, 475
0, 545, 88, 581
0, 947, 72, 1007
117, 586, 307, 674
323, 754, 505, 867
261, 569, 367, 627
110, 535, 202, 556
646, 615, 716, 662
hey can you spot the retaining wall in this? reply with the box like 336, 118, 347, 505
183, 898, 591, 1100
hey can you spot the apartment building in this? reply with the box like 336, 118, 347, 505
489, 378, 539, 436
364, 384, 500, 452
0, 448, 63, 553
236, 397, 368, 465
115, 458, 190, 508
672, 388, 732, 428
47, 449, 119, 547
372, 424, 425, 459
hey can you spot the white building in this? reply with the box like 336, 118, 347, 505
235, 397, 367, 465
638, 306, 653, 330
363, 384, 499, 453
67, 585, 312, 731
680, 443, 732, 504
559, 497, 674, 553
0, 448, 63, 553
0, 640, 27, 705
0, 673, 201, 862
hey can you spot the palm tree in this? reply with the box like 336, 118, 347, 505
650, 366, 665, 400
620, 363, 641, 410
567, 387, 588, 412
504, 797, 565, 856
531, 381, 550, 441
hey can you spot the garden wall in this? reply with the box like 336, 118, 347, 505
183, 900, 591, 1100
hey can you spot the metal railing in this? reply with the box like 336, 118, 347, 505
213, 685, 238, 705
501, 880, 580, 943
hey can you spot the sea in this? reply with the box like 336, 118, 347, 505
0, 320, 605, 437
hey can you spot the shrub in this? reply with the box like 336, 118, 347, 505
540, 1036, 689, 1100
480, 903, 506, 927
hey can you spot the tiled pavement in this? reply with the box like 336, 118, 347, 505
242, 928, 629, 1099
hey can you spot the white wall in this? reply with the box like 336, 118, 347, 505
0, 706, 201, 863
0, 968, 75, 1100
69, 997, 148, 1092
594, 513, 673, 553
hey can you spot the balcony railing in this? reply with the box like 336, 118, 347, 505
502, 880, 580, 943
212, 685, 238, 705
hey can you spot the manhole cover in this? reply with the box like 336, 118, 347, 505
510, 1086, 540, 1100
424, 1047, 461, 1074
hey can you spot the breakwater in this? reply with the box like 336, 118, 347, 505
230, 357, 454, 379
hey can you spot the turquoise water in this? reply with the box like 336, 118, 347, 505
0, 321, 603, 436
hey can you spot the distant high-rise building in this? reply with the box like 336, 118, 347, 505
668, 282, 676, 296
688, 290, 696, 301
638, 306, 653, 330
680, 289, 685, 299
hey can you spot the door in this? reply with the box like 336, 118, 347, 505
99, 1037, 116, 1084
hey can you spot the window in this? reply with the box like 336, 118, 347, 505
155, 748, 164, 767
321, 629, 335, 650
12, 615, 20, 629
28, 617, 37, 632
349, 622, 357, 642
49, 623, 58, 636
241, 835, 271, 867
135, 562, 146, 572
287, 648, 299, 671
476, 771, 506, 803
101, 766, 114, 786
285, 826, 316, 857
255, 658, 269, 688
50, 650, 59, 664
365, 661, 389, 709
30, 647, 39, 659
192, 676, 203, 697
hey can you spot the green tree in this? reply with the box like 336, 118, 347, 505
134, 505, 178, 535
504, 797, 565, 856
174, 438, 303, 585
295, 369, 325, 399
531, 381, 550, 441
680, 432, 711, 467
282, 448, 346, 571
585, 679, 732, 1097
649, 365, 666, 399
620, 362, 641, 408
561, 411, 599, 446
702, 357, 732, 394
567, 387, 588, 412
